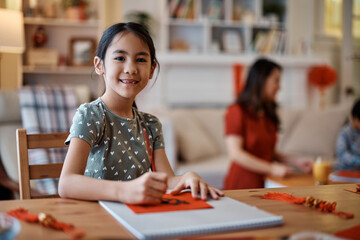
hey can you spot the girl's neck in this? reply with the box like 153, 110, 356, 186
100, 94, 134, 119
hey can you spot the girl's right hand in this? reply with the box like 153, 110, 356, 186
270, 162, 293, 178
120, 172, 168, 205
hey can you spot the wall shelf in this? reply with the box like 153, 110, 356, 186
23, 65, 94, 75
158, 53, 325, 67
24, 17, 99, 28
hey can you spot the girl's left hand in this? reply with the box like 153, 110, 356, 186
169, 172, 224, 200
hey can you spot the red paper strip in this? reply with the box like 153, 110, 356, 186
126, 192, 213, 214
345, 184, 360, 194
334, 224, 360, 240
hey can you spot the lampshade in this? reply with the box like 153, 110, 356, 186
0, 8, 25, 54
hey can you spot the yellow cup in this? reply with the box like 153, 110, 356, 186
313, 157, 331, 185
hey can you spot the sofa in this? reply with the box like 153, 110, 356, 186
162, 104, 352, 189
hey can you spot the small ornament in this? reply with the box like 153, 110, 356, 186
263, 192, 354, 219
32, 26, 48, 48
6, 208, 85, 239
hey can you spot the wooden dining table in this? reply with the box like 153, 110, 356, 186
0, 183, 359, 239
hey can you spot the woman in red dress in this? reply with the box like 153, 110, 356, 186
224, 58, 313, 190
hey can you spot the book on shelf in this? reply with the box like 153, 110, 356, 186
252, 29, 287, 54
169, 0, 196, 20
207, 0, 224, 20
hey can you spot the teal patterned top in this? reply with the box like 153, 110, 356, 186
65, 98, 164, 181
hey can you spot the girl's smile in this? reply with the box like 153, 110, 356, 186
119, 78, 140, 85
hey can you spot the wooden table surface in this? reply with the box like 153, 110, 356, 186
0, 184, 359, 239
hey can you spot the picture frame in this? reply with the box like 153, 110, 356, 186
69, 37, 96, 66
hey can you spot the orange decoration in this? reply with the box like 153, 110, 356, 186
263, 192, 354, 219
308, 65, 337, 89
233, 63, 245, 98
6, 208, 85, 239
308, 65, 337, 109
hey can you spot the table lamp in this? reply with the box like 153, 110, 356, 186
0, 8, 25, 88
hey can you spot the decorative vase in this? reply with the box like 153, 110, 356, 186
66, 6, 80, 20
66, 6, 86, 20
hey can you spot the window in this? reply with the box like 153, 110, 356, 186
324, 0, 342, 38
323, 0, 360, 38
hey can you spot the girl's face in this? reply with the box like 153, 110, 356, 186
95, 32, 156, 102
262, 68, 281, 101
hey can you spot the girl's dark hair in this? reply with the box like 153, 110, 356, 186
96, 22, 159, 108
236, 58, 282, 126
96, 22, 158, 67
351, 98, 360, 120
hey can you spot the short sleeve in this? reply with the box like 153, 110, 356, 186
65, 103, 104, 147
143, 113, 165, 150
225, 104, 244, 136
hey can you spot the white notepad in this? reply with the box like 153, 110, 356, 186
99, 196, 283, 240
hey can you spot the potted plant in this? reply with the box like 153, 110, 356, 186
125, 11, 153, 34
61, 0, 87, 20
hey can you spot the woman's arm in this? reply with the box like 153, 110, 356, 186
58, 138, 167, 204
226, 135, 292, 177
274, 152, 313, 173
153, 148, 224, 200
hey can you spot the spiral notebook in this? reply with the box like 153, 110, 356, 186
99, 196, 283, 240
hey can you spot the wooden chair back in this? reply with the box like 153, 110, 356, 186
16, 128, 69, 199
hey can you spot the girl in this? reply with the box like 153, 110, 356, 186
224, 58, 313, 190
59, 22, 223, 204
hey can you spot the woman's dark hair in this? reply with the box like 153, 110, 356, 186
236, 58, 282, 126
96, 22, 159, 108
351, 98, 360, 120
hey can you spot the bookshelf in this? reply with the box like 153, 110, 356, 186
161, 0, 288, 55
162, 0, 288, 55
21, 0, 104, 97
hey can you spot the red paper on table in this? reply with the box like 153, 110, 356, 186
334, 224, 360, 240
126, 192, 213, 214
337, 170, 360, 178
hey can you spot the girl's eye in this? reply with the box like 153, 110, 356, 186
115, 56, 125, 61
137, 58, 147, 63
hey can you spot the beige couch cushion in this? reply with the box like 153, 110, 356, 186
170, 109, 220, 163
192, 108, 227, 153
0, 124, 21, 182
281, 106, 350, 156
276, 108, 304, 152
0, 89, 21, 123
